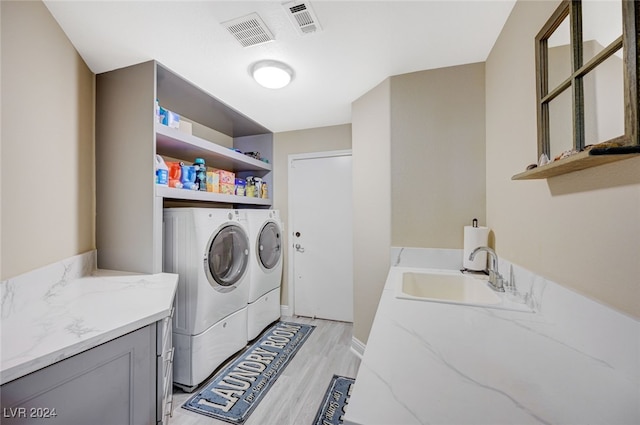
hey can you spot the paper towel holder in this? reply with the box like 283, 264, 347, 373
461, 218, 489, 275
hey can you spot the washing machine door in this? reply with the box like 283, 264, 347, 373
258, 221, 281, 271
205, 224, 249, 291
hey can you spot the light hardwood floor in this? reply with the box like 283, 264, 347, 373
170, 317, 361, 425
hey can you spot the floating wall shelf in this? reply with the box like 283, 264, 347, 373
511, 146, 640, 180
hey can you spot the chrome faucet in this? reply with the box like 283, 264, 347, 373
469, 246, 507, 292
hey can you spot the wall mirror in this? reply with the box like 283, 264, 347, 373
530, 0, 639, 176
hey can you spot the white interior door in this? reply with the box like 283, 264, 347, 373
289, 151, 353, 322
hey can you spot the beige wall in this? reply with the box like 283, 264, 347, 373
352, 79, 392, 344
390, 64, 486, 248
1, 1, 95, 279
486, 0, 640, 318
351, 64, 487, 344
273, 124, 352, 306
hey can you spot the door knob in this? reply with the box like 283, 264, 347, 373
295, 243, 305, 253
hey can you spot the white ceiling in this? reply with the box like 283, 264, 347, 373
43, 0, 516, 133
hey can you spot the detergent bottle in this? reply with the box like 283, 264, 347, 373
261, 182, 268, 199
167, 161, 183, 188
181, 165, 197, 190
194, 158, 206, 191
155, 155, 168, 186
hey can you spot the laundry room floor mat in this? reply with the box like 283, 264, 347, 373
312, 375, 355, 425
182, 321, 315, 424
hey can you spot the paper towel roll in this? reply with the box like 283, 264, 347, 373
463, 226, 490, 271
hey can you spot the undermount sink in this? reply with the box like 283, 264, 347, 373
398, 270, 502, 307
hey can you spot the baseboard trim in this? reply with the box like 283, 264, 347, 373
350, 336, 366, 359
280, 304, 291, 318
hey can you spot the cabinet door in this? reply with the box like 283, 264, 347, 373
1, 326, 156, 425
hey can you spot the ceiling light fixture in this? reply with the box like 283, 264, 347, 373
251, 60, 294, 89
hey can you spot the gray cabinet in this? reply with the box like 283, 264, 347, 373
1, 313, 175, 425
1, 326, 154, 425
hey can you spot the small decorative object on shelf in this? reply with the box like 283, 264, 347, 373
583, 141, 625, 151
538, 153, 549, 166
554, 149, 579, 162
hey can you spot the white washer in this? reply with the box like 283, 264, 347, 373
163, 208, 251, 391
245, 209, 283, 340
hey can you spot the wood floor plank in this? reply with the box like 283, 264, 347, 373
170, 317, 360, 425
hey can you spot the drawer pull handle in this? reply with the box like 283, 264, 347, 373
165, 347, 175, 364
165, 394, 174, 418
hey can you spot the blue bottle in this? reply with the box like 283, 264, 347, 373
194, 158, 207, 191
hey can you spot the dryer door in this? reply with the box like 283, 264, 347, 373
205, 224, 249, 290
258, 221, 281, 271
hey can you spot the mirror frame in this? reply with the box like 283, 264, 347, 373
535, 0, 639, 160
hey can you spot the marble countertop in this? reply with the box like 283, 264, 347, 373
344, 265, 639, 425
1, 269, 178, 384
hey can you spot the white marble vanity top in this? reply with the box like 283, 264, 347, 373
1, 258, 178, 384
345, 260, 639, 424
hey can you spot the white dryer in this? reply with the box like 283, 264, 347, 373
245, 209, 283, 340
163, 208, 251, 391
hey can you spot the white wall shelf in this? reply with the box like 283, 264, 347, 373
156, 186, 271, 205
156, 125, 271, 174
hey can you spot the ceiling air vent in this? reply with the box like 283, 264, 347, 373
222, 13, 275, 48
282, 1, 322, 36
